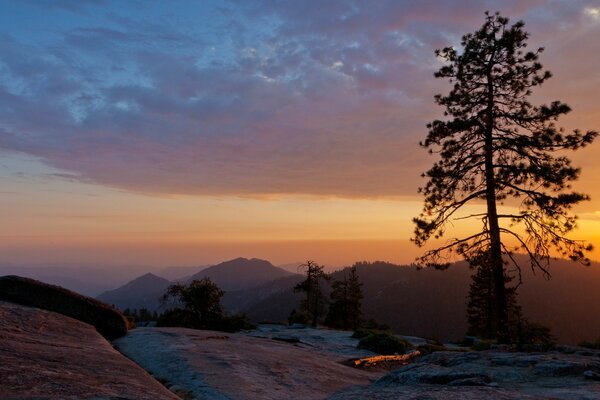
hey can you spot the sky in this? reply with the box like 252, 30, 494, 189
1, 0, 600, 267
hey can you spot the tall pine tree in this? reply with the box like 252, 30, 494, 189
326, 266, 363, 330
413, 12, 597, 341
294, 260, 330, 327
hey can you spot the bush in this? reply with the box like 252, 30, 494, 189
357, 332, 411, 355
214, 314, 256, 333
351, 318, 393, 340
472, 340, 494, 351
417, 343, 447, 354
158, 278, 253, 333
156, 309, 254, 333
517, 321, 555, 351
351, 327, 392, 340
162, 278, 224, 327
156, 309, 200, 329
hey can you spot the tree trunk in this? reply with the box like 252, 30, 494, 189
485, 50, 509, 342
486, 266, 493, 338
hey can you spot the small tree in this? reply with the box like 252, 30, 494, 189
466, 251, 521, 339
413, 12, 597, 341
294, 260, 330, 327
326, 266, 363, 330
161, 277, 224, 328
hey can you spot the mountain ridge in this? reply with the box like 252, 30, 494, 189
97, 257, 297, 311
241, 257, 600, 344
97, 273, 171, 311
187, 257, 295, 291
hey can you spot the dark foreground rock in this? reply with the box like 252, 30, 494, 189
331, 350, 600, 399
0, 302, 179, 399
0, 275, 127, 339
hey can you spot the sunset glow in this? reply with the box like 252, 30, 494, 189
1, 1, 599, 267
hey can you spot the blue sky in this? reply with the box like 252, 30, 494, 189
1, 0, 600, 265
8, 0, 600, 197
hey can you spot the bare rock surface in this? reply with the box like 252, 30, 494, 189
114, 326, 381, 400
247, 324, 378, 357
331, 350, 600, 399
0, 302, 179, 400
0, 275, 128, 340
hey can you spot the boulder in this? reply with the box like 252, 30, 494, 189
0, 302, 178, 399
0, 275, 127, 339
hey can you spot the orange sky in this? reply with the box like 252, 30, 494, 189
1, 3, 599, 268
2, 152, 600, 267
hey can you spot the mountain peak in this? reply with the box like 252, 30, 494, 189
220, 257, 272, 266
134, 272, 163, 281
96, 273, 171, 311
189, 257, 291, 291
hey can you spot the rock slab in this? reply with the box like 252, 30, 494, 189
0, 302, 179, 399
0, 275, 127, 339
332, 350, 600, 399
115, 326, 381, 400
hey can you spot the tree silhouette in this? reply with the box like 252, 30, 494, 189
326, 266, 364, 330
294, 260, 330, 327
466, 251, 520, 339
413, 12, 597, 340
161, 278, 224, 327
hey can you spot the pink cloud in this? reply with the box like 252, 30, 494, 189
0, 0, 598, 197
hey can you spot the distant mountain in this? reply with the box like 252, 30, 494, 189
97, 273, 170, 311
240, 258, 600, 344
88, 255, 600, 344
0, 264, 158, 297
156, 265, 207, 281
240, 261, 471, 338
96, 257, 297, 312
222, 274, 303, 314
188, 257, 294, 291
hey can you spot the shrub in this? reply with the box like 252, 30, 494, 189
472, 340, 494, 351
357, 332, 411, 355
214, 314, 256, 333
417, 343, 447, 354
162, 278, 224, 327
156, 307, 254, 333
517, 321, 555, 351
158, 278, 252, 333
351, 327, 392, 340
156, 309, 201, 329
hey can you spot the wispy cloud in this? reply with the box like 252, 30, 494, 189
0, 0, 598, 197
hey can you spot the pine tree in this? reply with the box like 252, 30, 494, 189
294, 260, 330, 327
326, 266, 363, 330
326, 276, 348, 329
413, 12, 597, 341
466, 251, 520, 339
346, 266, 364, 330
